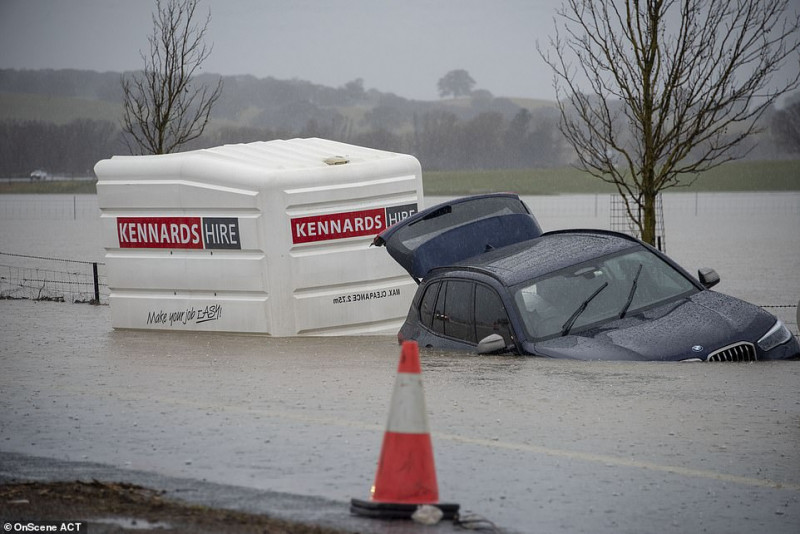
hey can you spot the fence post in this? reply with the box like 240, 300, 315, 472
93, 262, 100, 303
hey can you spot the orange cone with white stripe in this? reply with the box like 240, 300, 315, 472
351, 341, 459, 519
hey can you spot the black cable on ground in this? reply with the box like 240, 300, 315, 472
453, 511, 503, 532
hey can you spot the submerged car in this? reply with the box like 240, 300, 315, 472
373, 193, 799, 361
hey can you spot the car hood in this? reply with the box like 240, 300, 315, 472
372, 193, 542, 280
529, 291, 775, 361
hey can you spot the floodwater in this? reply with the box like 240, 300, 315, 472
4, 192, 795, 328
1, 192, 799, 534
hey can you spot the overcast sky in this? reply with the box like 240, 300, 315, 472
0, 0, 563, 101
1, 0, 798, 102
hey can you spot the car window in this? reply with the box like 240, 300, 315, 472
443, 280, 474, 342
432, 281, 447, 333
513, 247, 698, 340
475, 284, 512, 345
429, 280, 474, 343
425, 280, 512, 346
419, 281, 441, 329
394, 196, 530, 252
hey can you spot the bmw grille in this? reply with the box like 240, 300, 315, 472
706, 342, 757, 362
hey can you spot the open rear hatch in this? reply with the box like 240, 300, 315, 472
373, 193, 542, 280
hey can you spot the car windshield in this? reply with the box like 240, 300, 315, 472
512, 247, 698, 340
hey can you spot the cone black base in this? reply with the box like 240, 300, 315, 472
350, 498, 460, 520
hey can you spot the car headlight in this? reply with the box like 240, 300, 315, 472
757, 320, 792, 352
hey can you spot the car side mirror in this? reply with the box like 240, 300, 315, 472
698, 267, 720, 289
477, 333, 507, 354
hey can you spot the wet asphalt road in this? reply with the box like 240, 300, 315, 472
1, 299, 799, 533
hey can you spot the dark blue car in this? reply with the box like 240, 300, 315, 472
373, 193, 799, 361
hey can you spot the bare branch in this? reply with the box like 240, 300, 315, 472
539, 0, 800, 244
120, 0, 223, 155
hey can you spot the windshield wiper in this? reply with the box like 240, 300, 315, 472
618, 263, 643, 319
561, 282, 608, 337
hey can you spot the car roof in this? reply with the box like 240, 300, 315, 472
439, 230, 642, 286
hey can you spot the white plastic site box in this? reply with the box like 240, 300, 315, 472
94, 138, 422, 336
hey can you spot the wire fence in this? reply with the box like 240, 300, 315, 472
0, 251, 108, 304
3, 192, 798, 222
0, 250, 796, 339
0, 194, 796, 336
609, 193, 666, 252
516, 191, 800, 222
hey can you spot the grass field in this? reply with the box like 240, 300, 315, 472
1, 159, 797, 195
0, 180, 98, 194
423, 159, 800, 195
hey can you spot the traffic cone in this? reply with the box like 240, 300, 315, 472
351, 341, 459, 519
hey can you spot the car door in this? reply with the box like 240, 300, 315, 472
419, 278, 513, 350
474, 282, 513, 346
437, 280, 474, 342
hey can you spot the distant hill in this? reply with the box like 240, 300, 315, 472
0, 69, 124, 102
0, 92, 122, 124
0, 68, 794, 178
0, 68, 575, 176
0, 68, 556, 133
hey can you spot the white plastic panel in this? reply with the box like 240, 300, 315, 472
95, 138, 423, 336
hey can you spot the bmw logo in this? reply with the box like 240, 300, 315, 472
691, 345, 704, 353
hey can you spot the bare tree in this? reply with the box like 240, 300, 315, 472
771, 98, 800, 154
540, 0, 800, 245
121, 0, 223, 155
437, 69, 476, 99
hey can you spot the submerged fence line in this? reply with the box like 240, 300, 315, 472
0, 251, 796, 338
0, 251, 107, 304
2, 192, 799, 221
0, 194, 797, 334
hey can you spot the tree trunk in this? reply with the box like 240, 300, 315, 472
640, 163, 657, 246
641, 191, 656, 246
